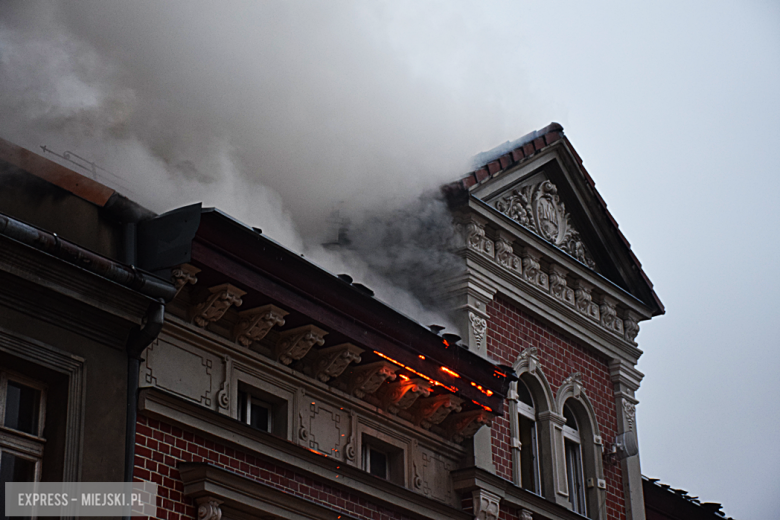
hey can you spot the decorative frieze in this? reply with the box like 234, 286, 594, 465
274, 325, 328, 365
377, 378, 432, 414
493, 180, 596, 269
471, 488, 501, 520
407, 394, 463, 429
233, 304, 288, 347
440, 409, 494, 443
340, 361, 398, 398
549, 264, 575, 306
172, 263, 200, 297
301, 343, 364, 383
191, 283, 245, 328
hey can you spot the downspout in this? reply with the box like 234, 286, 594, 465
124, 300, 165, 489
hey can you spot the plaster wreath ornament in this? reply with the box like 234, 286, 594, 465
494, 180, 596, 269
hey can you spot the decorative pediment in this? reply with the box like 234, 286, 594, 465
492, 179, 596, 269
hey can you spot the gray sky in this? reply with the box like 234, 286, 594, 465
1, 2, 778, 518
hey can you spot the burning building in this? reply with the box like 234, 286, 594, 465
1, 123, 728, 520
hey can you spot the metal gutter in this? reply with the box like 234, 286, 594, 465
0, 212, 176, 302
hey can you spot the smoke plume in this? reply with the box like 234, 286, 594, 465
0, 0, 539, 330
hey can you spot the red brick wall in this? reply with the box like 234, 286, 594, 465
133, 414, 415, 520
487, 296, 626, 520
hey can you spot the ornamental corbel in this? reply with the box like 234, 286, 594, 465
599, 294, 618, 329
233, 304, 288, 347
274, 325, 328, 365
520, 509, 533, 520
521, 247, 549, 291
440, 409, 494, 443
573, 279, 599, 322
409, 394, 463, 429
341, 361, 398, 398
472, 488, 501, 520
191, 283, 245, 328
376, 378, 432, 414
172, 263, 200, 298
465, 220, 495, 258
622, 309, 641, 343
196, 498, 223, 520
302, 343, 364, 382
549, 264, 575, 306
495, 235, 521, 273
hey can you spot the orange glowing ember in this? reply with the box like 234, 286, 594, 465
442, 339, 450, 347
373, 351, 458, 393
418, 355, 425, 360
440, 366, 460, 378
470, 381, 494, 397
398, 374, 410, 381
472, 400, 493, 412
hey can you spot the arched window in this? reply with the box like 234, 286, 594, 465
516, 379, 541, 494
509, 348, 555, 499
563, 402, 586, 514
553, 375, 607, 519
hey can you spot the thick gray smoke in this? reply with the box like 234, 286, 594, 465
0, 0, 536, 329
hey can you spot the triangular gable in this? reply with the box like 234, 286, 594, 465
443, 123, 664, 316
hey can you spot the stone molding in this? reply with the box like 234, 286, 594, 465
377, 378, 432, 414
468, 312, 488, 351
456, 234, 640, 347
439, 409, 494, 443
406, 394, 463, 429
155, 395, 470, 520
341, 361, 399, 398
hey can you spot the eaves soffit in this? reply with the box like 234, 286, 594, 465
448, 127, 663, 317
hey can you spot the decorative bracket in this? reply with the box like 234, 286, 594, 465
622, 309, 641, 343
515, 347, 539, 375
440, 409, 494, 443
196, 498, 223, 520
495, 235, 521, 273
472, 489, 501, 520
191, 283, 245, 328
376, 378, 431, 414
468, 312, 488, 352
573, 280, 599, 322
172, 263, 200, 298
549, 264, 575, 306
408, 394, 463, 429
274, 325, 327, 365
521, 247, 549, 291
465, 220, 495, 259
342, 361, 398, 398
302, 343, 364, 382
562, 372, 584, 399
234, 304, 288, 347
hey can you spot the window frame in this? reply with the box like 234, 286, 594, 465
516, 380, 542, 495
562, 405, 586, 514
0, 370, 48, 485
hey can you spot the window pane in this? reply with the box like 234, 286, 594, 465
4, 382, 40, 435
565, 440, 585, 514
368, 448, 387, 479
516, 380, 534, 408
1, 451, 36, 483
518, 415, 538, 493
563, 403, 578, 431
250, 403, 270, 432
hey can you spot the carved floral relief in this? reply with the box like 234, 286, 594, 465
494, 180, 596, 269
